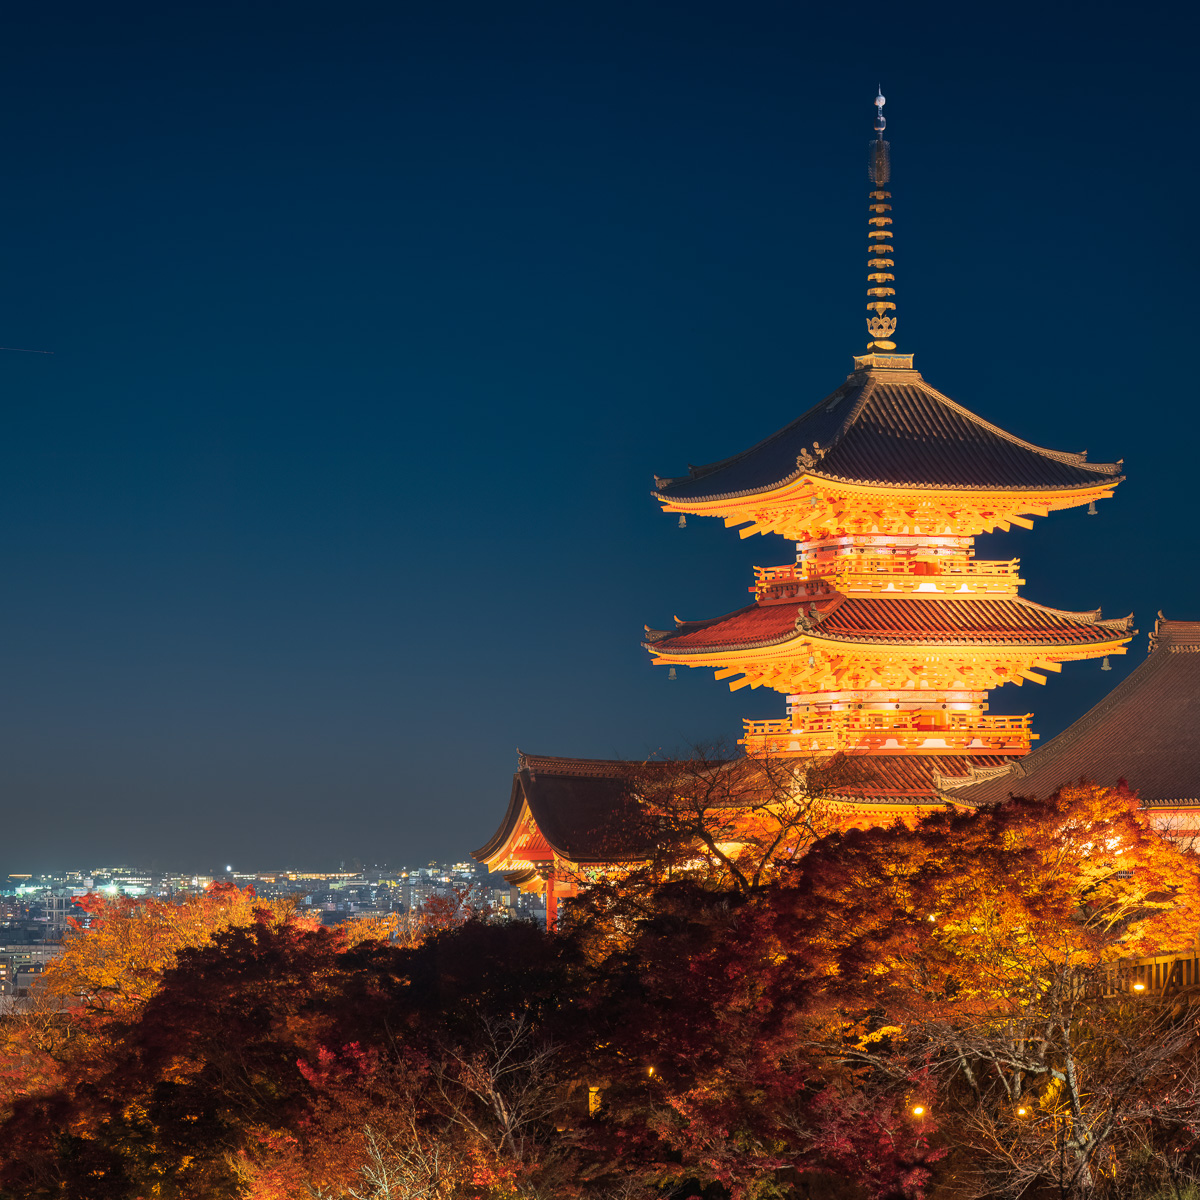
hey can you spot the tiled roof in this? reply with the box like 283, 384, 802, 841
654, 369, 1123, 502
472, 750, 1013, 867
647, 595, 1132, 656
945, 618, 1200, 808
472, 755, 685, 865
646, 603, 801, 653
830, 753, 1013, 799
471, 749, 1021, 869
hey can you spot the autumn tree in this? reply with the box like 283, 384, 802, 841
42, 882, 303, 1017
632, 745, 877, 894
790, 781, 1200, 1197
566, 746, 877, 963
0, 916, 583, 1200
570, 879, 941, 1200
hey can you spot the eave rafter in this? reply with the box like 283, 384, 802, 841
475, 798, 557, 876
661, 477, 1118, 541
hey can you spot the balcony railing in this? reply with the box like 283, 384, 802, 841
752, 557, 1024, 600
741, 711, 1035, 755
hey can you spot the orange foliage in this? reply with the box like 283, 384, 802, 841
43, 882, 311, 1017
798, 780, 1200, 1017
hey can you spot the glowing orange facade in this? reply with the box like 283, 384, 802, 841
645, 94, 1131, 816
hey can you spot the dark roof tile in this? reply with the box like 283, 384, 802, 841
655, 370, 1122, 502
946, 619, 1200, 807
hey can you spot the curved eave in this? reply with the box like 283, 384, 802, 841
644, 605, 1134, 660
653, 472, 1124, 513
653, 370, 1124, 508
801, 627, 1133, 651
472, 775, 527, 863
647, 630, 1134, 662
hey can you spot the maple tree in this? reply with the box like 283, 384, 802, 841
628, 745, 876, 896
789, 781, 1200, 1197
572, 879, 941, 1200
0, 914, 583, 1200
41, 882, 304, 1016
566, 746, 877, 969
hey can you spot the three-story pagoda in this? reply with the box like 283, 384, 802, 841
644, 91, 1132, 820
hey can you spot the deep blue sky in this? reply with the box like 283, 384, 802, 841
0, 1, 1194, 874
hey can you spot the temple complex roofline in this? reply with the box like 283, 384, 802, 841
940, 618, 1200, 812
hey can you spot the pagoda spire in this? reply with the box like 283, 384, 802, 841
865, 88, 898, 352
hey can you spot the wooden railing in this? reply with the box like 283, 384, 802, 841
741, 711, 1035, 755
1086, 953, 1200, 998
752, 557, 1025, 600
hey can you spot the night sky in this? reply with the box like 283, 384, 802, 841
1, 2, 1195, 875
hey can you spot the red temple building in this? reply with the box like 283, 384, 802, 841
474, 93, 1173, 906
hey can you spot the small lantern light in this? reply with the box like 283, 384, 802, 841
911, 1105, 926, 1117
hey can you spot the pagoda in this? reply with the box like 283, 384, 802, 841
644, 90, 1134, 822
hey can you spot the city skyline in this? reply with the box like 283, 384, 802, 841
2, 0, 1196, 875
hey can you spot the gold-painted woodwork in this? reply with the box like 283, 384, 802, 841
741, 710, 1036, 756
660, 476, 1117, 541
648, 636, 1131, 697
751, 558, 1025, 599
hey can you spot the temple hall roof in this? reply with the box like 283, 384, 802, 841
942, 618, 1200, 808
837, 753, 1013, 800
473, 750, 1015, 872
653, 368, 1123, 503
646, 595, 1134, 656
472, 753, 674, 866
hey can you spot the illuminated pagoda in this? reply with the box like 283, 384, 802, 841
644, 90, 1132, 823
475, 92, 1134, 906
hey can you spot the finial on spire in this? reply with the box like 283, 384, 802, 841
863, 88, 898, 356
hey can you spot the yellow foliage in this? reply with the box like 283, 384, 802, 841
44, 884, 307, 1015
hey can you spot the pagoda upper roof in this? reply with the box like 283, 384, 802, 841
942, 618, 1200, 808
646, 594, 1134, 656
653, 366, 1123, 503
